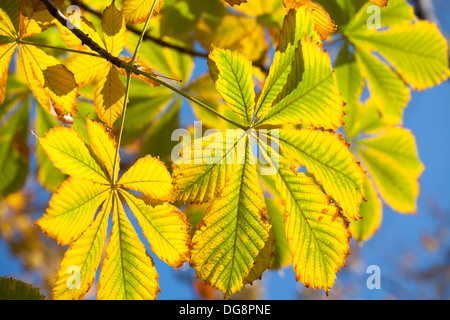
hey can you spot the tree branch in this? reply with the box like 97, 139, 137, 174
69, 0, 209, 59
40, 0, 125, 69
68, 0, 268, 72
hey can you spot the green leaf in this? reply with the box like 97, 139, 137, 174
97, 193, 160, 300
355, 48, 410, 125
208, 45, 256, 125
355, 127, 424, 213
348, 21, 449, 90
0, 277, 44, 300
254, 7, 319, 119
349, 177, 382, 242
0, 98, 29, 197
334, 42, 364, 104
36, 104, 67, 191
257, 37, 344, 129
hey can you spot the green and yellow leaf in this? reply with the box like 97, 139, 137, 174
121, 190, 190, 268
39, 126, 110, 184
275, 168, 350, 292
122, 0, 164, 25
355, 127, 423, 213
52, 193, 112, 300
97, 194, 160, 300
191, 141, 271, 297
208, 46, 256, 125
35, 178, 110, 245
118, 155, 173, 201
349, 177, 383, 242
278, 129, 365, 220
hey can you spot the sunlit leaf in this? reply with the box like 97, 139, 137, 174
275, 167, 350, 292
97, 193, 160, 300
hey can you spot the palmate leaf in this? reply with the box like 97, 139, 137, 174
0, 0, 78, 116
37, 119, 190, 300
344, 0, 449, 91
172, 6, 365, 296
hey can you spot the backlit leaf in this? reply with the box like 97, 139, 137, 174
97, 194, 159, 300
275, 168, 350, 292
39, 127, 110, 184
191, 140, 271, 297
349, 177, 382, 242
35, 178, 110, 245
277, 129, 365, 220
208, 45, 255, 125
355, 127, 423, 213
121, 190, 190, 268
52, 193, 112, 300
122, 0, 164, 24
118, 155, 173, 201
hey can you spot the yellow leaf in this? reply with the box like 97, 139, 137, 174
57, 17, 105, 53
97, 193, 160, 300
284, 0, 336, 40
208, 45, 255, 125
122, 0, 164, 25
355, 49, 410, 125
258, 37, 344, 130
191, 141, 271, 297
0, 42, 16, 104
276, 168, 350, 293
118, 155, 173, 201
86, 118, 120, 181
35, 178, 110, 245
95, 64, 126, 127
102, 2, 126, 57
349, 21, 449, 90
67, 54, 108, 87
172, 133, 239, 204
278, 129, 365, 221
20, 0, 64, 38
39, 126, 110, 184
369, 0, 388, 7
18, 44, 79, 116
355, 127, 423, 213
0, 0, 20, 36
52, 192, 112, 300
121, 190, 190, 268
